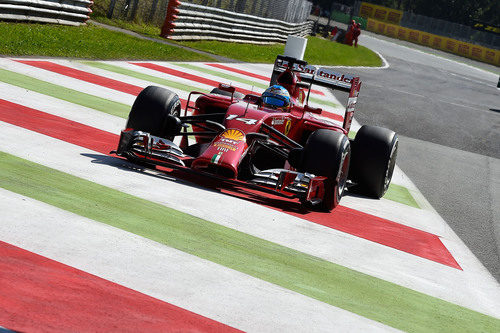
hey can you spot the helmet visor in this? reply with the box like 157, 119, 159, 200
263, 96, 287, 107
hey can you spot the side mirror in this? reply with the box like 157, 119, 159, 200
218, 83, 236, 94
303, 104, 322, 114
242, 94, 262, 104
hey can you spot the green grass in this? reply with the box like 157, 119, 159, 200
305, 36, 382, 67
90, 15, 382, 66
1, 151, 499, 333
0, 18, 381, 66
92, 16, 161, 40
173, 36, 382, 66
0, 21, 214, 61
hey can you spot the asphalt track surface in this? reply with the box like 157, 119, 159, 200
330, 31, 500, 281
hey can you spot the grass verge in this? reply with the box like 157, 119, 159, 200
0, 22, 214, 61
92, 16, 382, 66
170, 37, 382, 66
1, 151, 499, 333
1, 17, 381, 66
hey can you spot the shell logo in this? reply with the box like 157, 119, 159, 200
222, 129, 245, 141
298, 90, 305, 104
285, 119, 292, 135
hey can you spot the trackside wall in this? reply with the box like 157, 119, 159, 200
366, 18, 500, 67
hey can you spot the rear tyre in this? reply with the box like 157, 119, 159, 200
126, 86, 181, 139
210, 87, 245, 99
349, 125, 398, 198
300, 129, 350, 211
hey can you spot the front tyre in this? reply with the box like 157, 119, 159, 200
349, 125, 398, 198
126, 86, 181, 139
300, 129, 351, 211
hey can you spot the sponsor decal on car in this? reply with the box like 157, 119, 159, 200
271, 117, 285, 126
285, 119, 292, 135
347, 97, 357, 112
215, 142, 237, 152
214, 129, 246, 152
211, 152, 223, 164
222, 129, 245, 141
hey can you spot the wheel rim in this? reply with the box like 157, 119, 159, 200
336, 148, 350, 201
383, 140, 398, 192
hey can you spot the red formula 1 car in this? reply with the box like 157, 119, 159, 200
114, 55, 398, 211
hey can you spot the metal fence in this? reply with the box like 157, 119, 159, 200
401, 12, 499, 49
0, 0, 93, 26
104, 0, 312, 25
163, 2, 313, 43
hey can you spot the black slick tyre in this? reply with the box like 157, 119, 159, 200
350, 125, 398, 198
300, 129, 351, 211
126, 86, 181, 139
210, 87, 245, 99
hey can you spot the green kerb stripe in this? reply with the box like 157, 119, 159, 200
385, 183, 420, 208
82, 62, 210, 94
176, 63, 339, 108
0, 68, 130, 118
1, 152, 498, 332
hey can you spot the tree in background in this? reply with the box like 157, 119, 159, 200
312, 0, 499, 25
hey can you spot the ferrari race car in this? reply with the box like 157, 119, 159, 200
113, 55, 398, 211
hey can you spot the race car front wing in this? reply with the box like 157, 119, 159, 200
112, 129, 329, 206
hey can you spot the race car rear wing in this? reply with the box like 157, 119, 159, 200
270, 55, 361, 132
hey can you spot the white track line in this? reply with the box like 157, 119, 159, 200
0, 82, 126, 133
0, 58, 136, 105
0, 189, 399, 332
1, 121, 499, 317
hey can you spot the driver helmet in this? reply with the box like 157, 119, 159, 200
262, 85, 291, 110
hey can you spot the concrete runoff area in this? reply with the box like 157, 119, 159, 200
0, 53, 499, 331
0, 189, 396, 332
0, 121, 499, 323
0, 57, 496, 298
1, 151, 499, 331
397, 135, 500, 282
326, 31, 500, 282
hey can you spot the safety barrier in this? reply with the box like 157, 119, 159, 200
330, 10, 366, 30
0, 0, 93, 25
161, 1, 313, 44
359, 1, 402, 25
367, 18, 500, 66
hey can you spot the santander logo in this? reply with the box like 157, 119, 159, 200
317, 70, 352, 84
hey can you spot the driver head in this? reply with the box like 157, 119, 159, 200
262, 85, 291, 110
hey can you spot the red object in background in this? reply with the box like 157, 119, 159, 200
353, 23, 361, 47
344, 20, 355, 46
344, 20, 361, 47
344, 29, 353, 46
160, 0, 181, 37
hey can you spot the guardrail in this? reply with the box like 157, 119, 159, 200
0, 0, 93, 26
161, 1, 313, 44
367, 18, 500, 66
